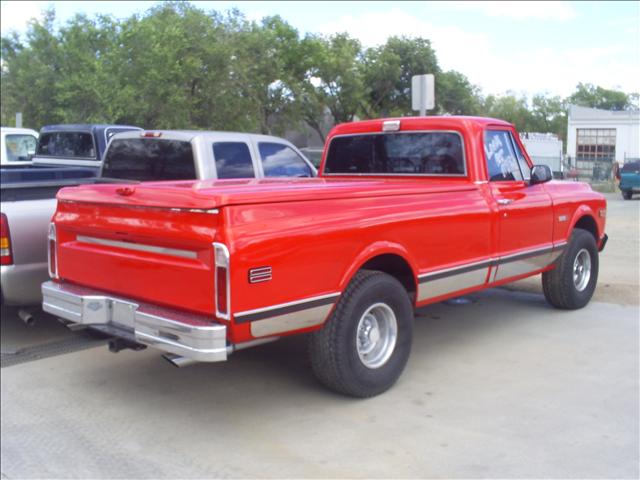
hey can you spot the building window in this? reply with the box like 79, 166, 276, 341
576, 129, 616, 162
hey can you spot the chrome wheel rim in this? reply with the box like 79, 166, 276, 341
573, 248, 591, 292
356, 302, 398, 369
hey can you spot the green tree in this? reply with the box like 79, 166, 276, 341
361, 36, 439, 118
112, 2, 234, 129
299, 33, 365, 142
567, 83, 632, 111
1, 9, 62, 127
229, 14, 309, 135
4, 2, 636, 145
437, 70, 482, 115
480, 93, 535, 133
530, 94, 567, 141
53, 13, 119, 123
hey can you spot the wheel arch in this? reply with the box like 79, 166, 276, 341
338, 242, 418, 304
569, 208, 600, 243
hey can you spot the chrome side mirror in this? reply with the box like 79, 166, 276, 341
530, 165, 552, 185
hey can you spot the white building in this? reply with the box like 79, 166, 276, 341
567, 105, 640, 179
521, 132, 564, 176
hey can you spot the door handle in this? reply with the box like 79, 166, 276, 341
497, 199, 513, 205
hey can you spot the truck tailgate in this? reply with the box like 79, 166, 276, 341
53, 199, 218, 315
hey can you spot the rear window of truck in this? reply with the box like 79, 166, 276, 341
37, 132, 96, 159
324, 131, 465, 176
102, 138, 196, 181
621, 162, 640, 173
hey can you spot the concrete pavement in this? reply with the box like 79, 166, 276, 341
1, 193, 638, 479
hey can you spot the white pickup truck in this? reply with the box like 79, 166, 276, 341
1, 130, 315, 318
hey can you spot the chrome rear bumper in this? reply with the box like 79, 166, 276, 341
42, 281, 228, 362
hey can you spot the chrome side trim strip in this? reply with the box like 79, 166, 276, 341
416, 242, 567, 301
169, 208, 219, 214
494, 251, 555, 282
493, 243, 565, 282
250, 303, 336, 338
76, 235, 198, 259
235, 292, 340, 324
418, 258, 493, 282
495, 245, 554, 263
418, 267, 489, 302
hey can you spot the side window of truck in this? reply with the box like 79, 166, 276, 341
258, 142, 313, 177
213, 142, 254, 179
484, 130, 524, 181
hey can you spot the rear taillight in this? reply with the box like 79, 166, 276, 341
48, 223, 58, 279
0, 213, 12, 266
213, 242, 230, 320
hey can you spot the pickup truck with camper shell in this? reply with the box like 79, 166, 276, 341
1, 130, 315, 315
41, 116, 608, 397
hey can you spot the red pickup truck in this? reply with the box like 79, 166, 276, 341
42, 117, 607, 397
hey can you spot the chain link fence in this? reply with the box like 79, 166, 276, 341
561, 156, 640, 192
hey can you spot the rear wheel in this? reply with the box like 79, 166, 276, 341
309, 270, 414, 398
542, 229, 599, 309
622, 190, 632, 200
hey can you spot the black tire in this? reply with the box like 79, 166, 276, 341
622, 190, 632, 200
542, 229, 599, 309
309, 270, 414, 398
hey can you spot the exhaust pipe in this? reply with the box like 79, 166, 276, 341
18, 309, 35, 327
162, 353, 197, 368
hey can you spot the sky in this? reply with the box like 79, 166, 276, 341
1, 0, 639, 99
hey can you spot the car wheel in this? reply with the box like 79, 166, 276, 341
308, 270, 414, 398
542, 229, 599, 309
622, 190, 633, 200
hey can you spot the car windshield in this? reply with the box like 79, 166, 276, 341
5, 134, 38, 162
36, 132, 96, 159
